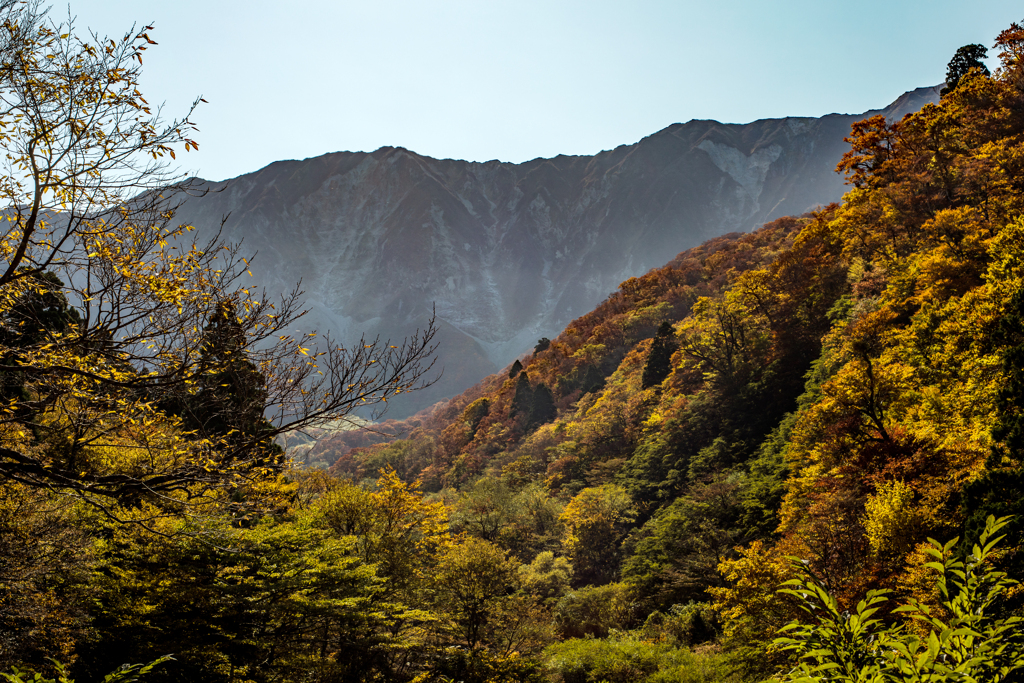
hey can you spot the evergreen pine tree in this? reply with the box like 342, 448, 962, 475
942, 43, 991, 94
993, 288, 1024, 460
529, 382, 557, 428
0, 271, 81, 408
167, 300, 282, 466
641, 321, 678, 389
509, 371, 534, 421
508, 359, 523, 379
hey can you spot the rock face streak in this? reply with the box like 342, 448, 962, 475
173, 87, 940, 417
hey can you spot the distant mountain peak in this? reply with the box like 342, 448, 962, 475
174, 86, 940, 418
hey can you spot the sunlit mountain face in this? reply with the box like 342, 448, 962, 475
172, 86, 939, 418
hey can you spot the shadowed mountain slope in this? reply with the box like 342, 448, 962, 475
172, 86, 940, 417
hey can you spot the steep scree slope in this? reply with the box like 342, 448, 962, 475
172, 86, 939, 417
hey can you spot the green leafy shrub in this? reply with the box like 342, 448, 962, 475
415, 649, 543, 683
542, 633, 736, 683
554, 583, 634, 638
1, 657, 171, 683
519, 551, 573, 603
642, 602, 723, 647
773, 516, 1024, 682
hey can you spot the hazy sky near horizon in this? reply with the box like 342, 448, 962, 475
68, 0, 1022, 181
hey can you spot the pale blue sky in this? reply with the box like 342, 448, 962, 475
68, 1, 1020, 182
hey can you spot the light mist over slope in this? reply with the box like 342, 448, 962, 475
172, 86, 940, 417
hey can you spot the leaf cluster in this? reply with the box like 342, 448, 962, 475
775, 516, 1024, 682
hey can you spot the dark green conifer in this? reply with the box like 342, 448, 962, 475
641, 321, 678, 389
942, 43, 990, 94
166, 300, 282, 466
529, 382, 557, 428
509, 371, 533, 420
993, 288, 1024, 460
508, 359, 523, 379
0, 271, 81, 407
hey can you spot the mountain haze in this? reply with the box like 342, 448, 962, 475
173, 86, 940, 417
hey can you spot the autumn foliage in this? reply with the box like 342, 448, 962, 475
8, 8, 1024, 683
294, 20, 1024, 681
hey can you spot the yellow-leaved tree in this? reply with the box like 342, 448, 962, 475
0, 0, 437, 522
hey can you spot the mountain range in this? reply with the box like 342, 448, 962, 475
172, 85, 941, 417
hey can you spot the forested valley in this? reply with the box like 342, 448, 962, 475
4, 2, 1024, 682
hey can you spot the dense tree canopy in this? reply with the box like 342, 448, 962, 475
7, 7, 1024, 683
297, 19, 1024, 682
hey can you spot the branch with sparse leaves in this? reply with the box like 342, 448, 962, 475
0, 1, 439, 519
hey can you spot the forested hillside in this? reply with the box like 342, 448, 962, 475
307, 20, 1024, 680
170, 79, 939, 419
4, 4, 1024, 683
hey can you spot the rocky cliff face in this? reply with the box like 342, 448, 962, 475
172, 86, 940, 417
